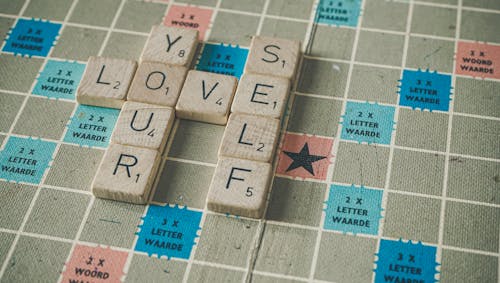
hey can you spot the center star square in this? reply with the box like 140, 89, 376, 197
276, 133, 334, 181
283, 143, 326, 176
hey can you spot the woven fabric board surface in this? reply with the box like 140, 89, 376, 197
0, 0, 499, 282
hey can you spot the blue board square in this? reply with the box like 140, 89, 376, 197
324, 184, 383, 235
196, 43, 248, 79
0, 137, 56, 184
135, 205, 202, 259
375, 239, 439, 283
341, 102, 395, 145
3, 19, 61, 57
316, 0, 362, 27
399, 69, 452, 112
33, 60, 86, 100
63, 105, 119, 148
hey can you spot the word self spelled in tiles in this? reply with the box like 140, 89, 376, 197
140, 25, 199, 67
127, 61, 188, 107
245, 36, 301, 79
231, 73, 290, 119
207, 36, 300, 219
93, 144, 160, 204
111, 101, 175, 151
207, 157, 272, 218
77, 56, 137, 109
176, 70, 238, 125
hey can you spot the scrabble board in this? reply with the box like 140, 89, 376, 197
0, 0, 499, 282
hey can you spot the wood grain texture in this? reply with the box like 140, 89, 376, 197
207, 156, 272, 218
245, 36, 301, 79
175, 70, 237, 125
140, 25, 198, 67
110, 101, 175, 151
218, 113, 280, 163
231, 73, 290, 119
77, 56, 137, 109
127, 61, 187, 107
92, 143, 160, 204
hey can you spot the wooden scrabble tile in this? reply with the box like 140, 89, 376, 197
218, 113, 280, 163
77, 56, 137, 109
92, 144, 160, 204
110, 101, 175, 151
207, 156, 272, 218
245, 36, 301, 80
140, 25, 198, 67
175, 70, 237, 125
231, 73, 290, 119
127, 62, 187, 107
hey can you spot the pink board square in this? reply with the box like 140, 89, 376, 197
61, 244, 128, 283
164, 5, 213, 40
276, 133, 333, 181
456, 41, 500, 79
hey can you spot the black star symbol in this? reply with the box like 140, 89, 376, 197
284, 143, 326, 176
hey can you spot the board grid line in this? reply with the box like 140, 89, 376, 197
3, 12, 500, 53
309, 0, 368, 281
293, 91, 500, 123
4, 124, 500, 167
2, 7, 500, 47
436, 0, 463, 269
373, 0, 414, 282
243, 1, 272, 282
1, 216, 497, 260
240, 0, 318, 281
114, 0, 174, 280
3, 95, 500, 149
55, 0, 129, 282
172, 0, 238, 282
0, 0, 80, 278
1, 11, 500, 81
